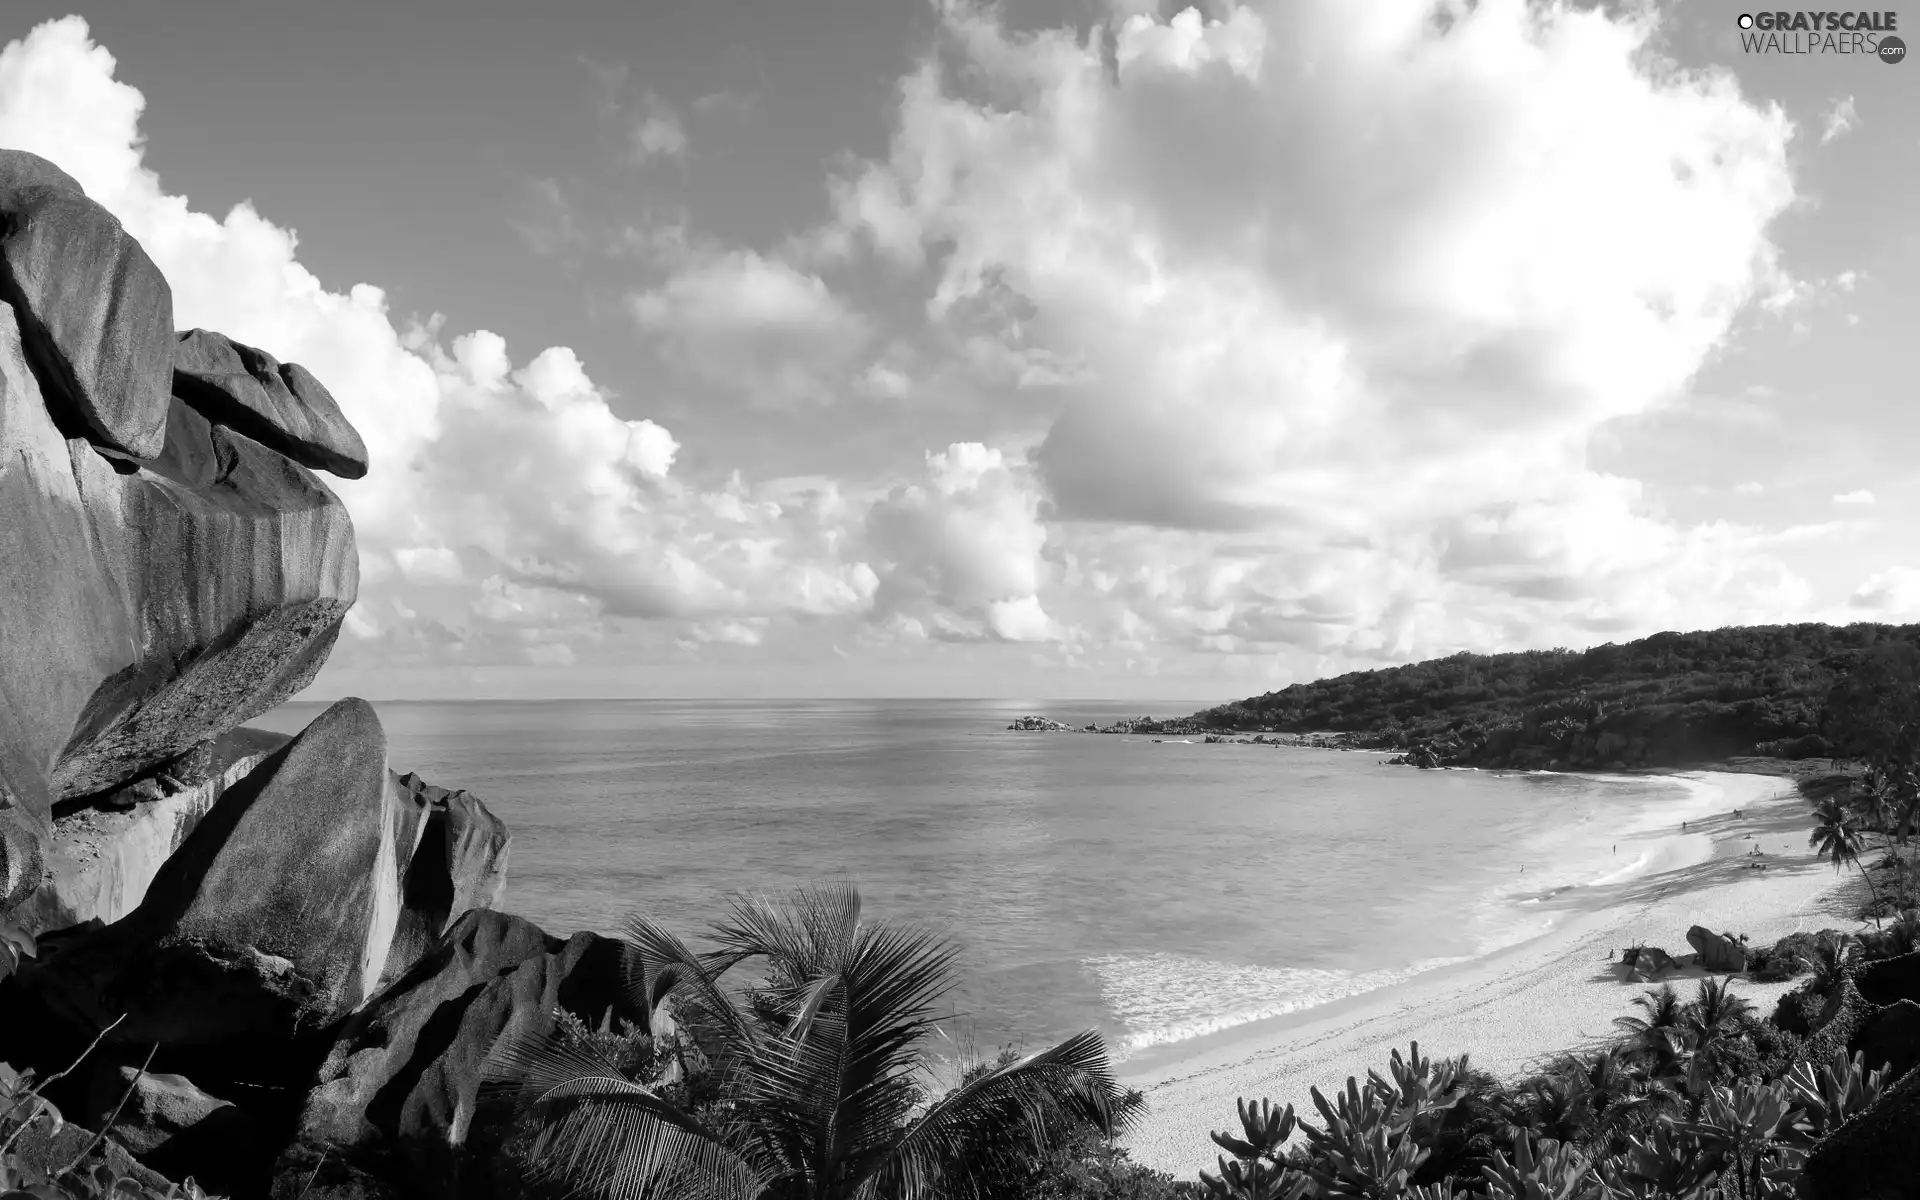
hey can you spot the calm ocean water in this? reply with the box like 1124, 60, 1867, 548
252, 699, 1723, 1065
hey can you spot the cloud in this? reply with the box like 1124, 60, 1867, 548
1833, 489, 1875, 505
1733, 481, 1765, 494
629, 249, 870, 404
634, 102, 688, 161
1820, 95, 1858, 144
818, 0, 1818, 651
0, 16, 880, 670
865, 444, 1060, 642
1846, 567, 1920, 618
6, 7, 1885, 691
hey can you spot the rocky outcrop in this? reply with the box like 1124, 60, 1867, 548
14, 727, 289, 938
21, 699, 421, 1051
278, 909, 631, 1200
1624, 945, 1680, 981
1686, 925, 1748, 973
382, 773, 511, 988
0, 304, 356, 872
0, 148, 552, 1200
174, 328, 369, 479
0, 150, 173, 460
85, 1067, 246, 1158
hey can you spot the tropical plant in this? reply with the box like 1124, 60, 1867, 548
1610, 985, 1688, 1081
1808, 795, 1883, 917
1795, 931, 1861, 996
1196, 1099, 1308, 1200
483, 883, 1132, 1200
1678, 978, 1755, 1095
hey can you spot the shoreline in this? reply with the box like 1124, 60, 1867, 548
1116, 769, 1860, 1178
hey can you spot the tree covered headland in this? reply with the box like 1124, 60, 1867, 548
1188, 623, 1920, 771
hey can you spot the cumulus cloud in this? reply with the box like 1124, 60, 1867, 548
1833, 489, 1875, 505
630, 249, 870, 404
1846, 567, 1920, 618
0, 17, 880, 669
865, 444, 1060, 643
820, 0, 1824, 656
5, 7, 1884, 689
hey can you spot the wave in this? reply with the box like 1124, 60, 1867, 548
1084, 951, 1471, 1057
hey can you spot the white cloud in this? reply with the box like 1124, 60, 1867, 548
6, 8, 1894, 691
1820, 95, 1858, 144
630, 249, 869, 404
635, 98, 688, 160
1733, 481, 1765, 494
1833, 489, 1875, 505
821, 0, 1818, 655
1846, 567, 1920, 618
0, 17, 880, 670
865, 444, 1059, 643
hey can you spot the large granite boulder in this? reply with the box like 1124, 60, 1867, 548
0, 149, 173, 460
0, 298, 357, 898
277, 909, 632, 1200
382, 772, 511, 988
1625, 945, 1679, 981
14, 726, 290, 938
86, 1066, 242, 1157
18, 699, 423, 1053
174, 329, 368, 479
0, 805, 47, 915
1686, 925, 1748, 973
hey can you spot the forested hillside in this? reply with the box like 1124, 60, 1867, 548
1190, 623, 1920, 770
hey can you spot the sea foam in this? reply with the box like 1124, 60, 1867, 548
1084, 951, 1471, 1057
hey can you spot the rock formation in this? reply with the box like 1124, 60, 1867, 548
0, 147, 623, 1199
1685, 924, 1748, 973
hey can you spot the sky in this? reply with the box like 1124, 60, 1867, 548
1, 0, 1915, 702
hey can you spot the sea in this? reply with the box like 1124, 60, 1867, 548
250, 698, 1732, 1072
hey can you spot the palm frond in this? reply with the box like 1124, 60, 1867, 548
854, 1028, 1128, 1200
482, 1020, 760, 1200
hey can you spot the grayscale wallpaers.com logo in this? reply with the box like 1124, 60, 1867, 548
1736, 11, 1906, 60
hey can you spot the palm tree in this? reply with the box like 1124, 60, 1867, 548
482, 883, 1132, 1200
1679, 978, 1754, 1095
1809, 796, 1883, 919
1798, 931, 1862, 997
1612, 984, 1689, 1084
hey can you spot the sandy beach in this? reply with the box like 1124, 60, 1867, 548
1119, 770, 1866, 1177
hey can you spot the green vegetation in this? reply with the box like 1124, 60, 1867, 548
1187, 623, 1920, 770
482, 882, 1134, 1200
1192, 977, 1899, 1200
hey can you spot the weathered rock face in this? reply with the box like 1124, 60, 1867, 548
1625, 946, 1679, 981
174, 328, 369, 479
0, 150, 173, 460
382, 772, 511, 987
280, 909, 631, 1200
0, 806, 47, 915
86, 1067, 241, 1157
22, 699, 423, 1050
0, 299, 357, 879
1686, 924, 1748, 973
14, 727, 290, 938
